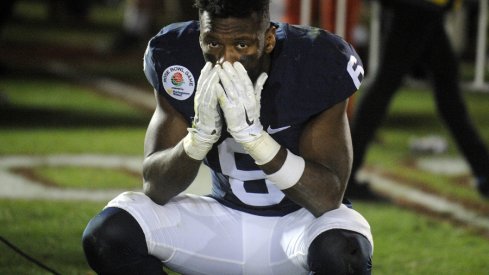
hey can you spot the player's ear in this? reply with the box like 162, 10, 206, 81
264, 25, 276, 54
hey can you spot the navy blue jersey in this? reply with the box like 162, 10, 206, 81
144, 21, 364, 216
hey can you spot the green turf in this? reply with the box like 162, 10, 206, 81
0, 199, 104, 275
0, 128, 146, 155
8, 1, 124, 46
0, 78, 149, 116
2, 200, 489, 275
27, 166, 142, 190
357, 202, 489, 274
0, 78, 149, 155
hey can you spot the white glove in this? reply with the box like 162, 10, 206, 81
216, 61, 268, 143
216, 61, 281, 165
183, 62, 222, 160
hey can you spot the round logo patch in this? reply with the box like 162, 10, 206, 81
162, 65, 195, 100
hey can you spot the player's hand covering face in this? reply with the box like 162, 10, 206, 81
216, 61, 268, 143
199, 12, 271, 84
191, 62, 222, 144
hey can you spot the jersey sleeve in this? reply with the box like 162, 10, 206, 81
142, 21, 206, 123
308, 30, 364, 106
143, 22, 202, 92
271, 25, 365, 119
143, 42, 160, 92
259, 24, 365, 133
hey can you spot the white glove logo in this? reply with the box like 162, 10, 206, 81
244, 108, 254, 126
216, 61, 268, 143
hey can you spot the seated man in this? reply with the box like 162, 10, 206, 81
82, 0, 373, 274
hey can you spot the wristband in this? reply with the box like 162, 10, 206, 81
267, 149, 305, 190
182, 131, 213, 161
241, 131, 281, 165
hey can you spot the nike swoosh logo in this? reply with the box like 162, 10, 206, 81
244, 108, 254, 126
267, 125, 291, 135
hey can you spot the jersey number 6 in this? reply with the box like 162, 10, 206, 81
347, 55, 364, 89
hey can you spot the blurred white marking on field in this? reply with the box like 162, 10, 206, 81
416, 157, 470, 176
0, 155, 211, 201
358, 170, 489, 233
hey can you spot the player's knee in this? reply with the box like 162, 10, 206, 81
82, 207, 164, 275
308, 229, 372, 275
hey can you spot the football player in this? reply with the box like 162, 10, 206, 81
82, 0, 373, 274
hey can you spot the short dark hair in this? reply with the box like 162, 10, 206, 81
194, 0, 270, 26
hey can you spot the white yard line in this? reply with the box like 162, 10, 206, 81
358, 170, 489, 233
0, 155, 211, 201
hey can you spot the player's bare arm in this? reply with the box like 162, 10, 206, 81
261, 100, 352, 217
143, 63, 222, 205
142, 91, 201, 205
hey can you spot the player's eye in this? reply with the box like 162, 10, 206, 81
236, 42, 249, 50
208, 41, 220, 48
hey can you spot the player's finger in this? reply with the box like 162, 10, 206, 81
233, 62, 254, 95
200, 67, 219, 100
208, 82, 219, 108
200, 62, 213, 78
207, 71, 221, 107
217, 65, 237, 101
222, 61, 238, 79
222, 62, 243, 92
254, 72, 268, 95
196, 62, 213, 92
215, 83, 228, 107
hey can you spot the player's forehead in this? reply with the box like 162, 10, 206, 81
199, 11, 262, 39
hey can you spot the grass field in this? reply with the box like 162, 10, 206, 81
1, 1, 489, 274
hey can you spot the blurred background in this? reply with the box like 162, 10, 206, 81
0, 0, 488, 274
